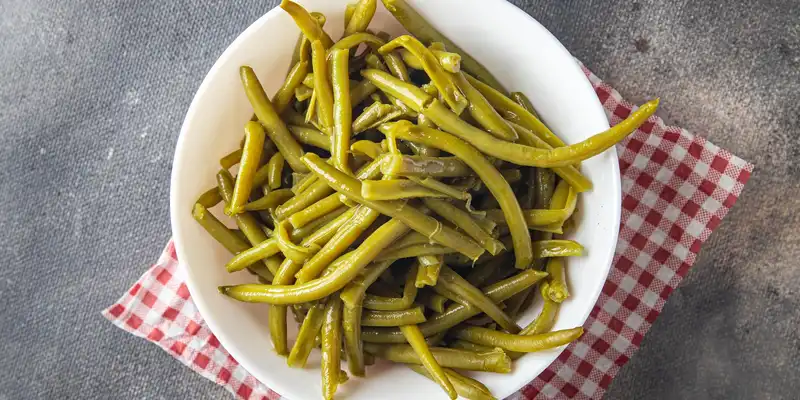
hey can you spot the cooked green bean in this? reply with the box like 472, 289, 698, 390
192, 203, 252, 256
399, 48, 462, 74
350, 79, 379, 106
361, 179, 449, 200
350, 140, 383, 160
217, 170, 269, 245
266, 153, 285, 190
281, 0, 334, 48
419, 291, 448, 313
423, 198, 504, 255
447, 340, 494, 353
507, 282, 560, 360
288, 194, 344, 229
383, 50, 411, 82
465, 255, 509, 287
379, 35, 466, 114
380, 0, 505, 92
288, 301, 326, 367
276, 220, 321, 263
311, 40, 335, 134
295, 85, 313, 101
363, 263, 418, 310
532, 240, 584, 258
275, 179, 333, 221
295, 205, 380, 284
321, 297, 343, 400
381, 121, 532, 269
384, 231, 430, 251
365, 69, 659, 167
343, 301, 366, 376
290, 206, 351, 242
195, 187, 222, 208
362, 269, 547, 343
399, 325, 457, 399
362, 306, 426, 327
241, 66, 308, 173
510, 91, 537, 117
500, 169, 522, 184
381, 154, 471, 177
415, 254, 442, 287
243, 189, 294, 212
270, 258, 306, 356
303, 153, 485, 260
365, 342, 511, 373
220, 148, 243, 170
226, 238, 280, 272
452, 326, 583, 353
331, 32, 385, 53
437, 266, 519, 333
275, 60, 310, 114
288, 125, 331, 151
343, 0, 377, 36
340, 260, 395, 307
409, 365, 496, 400
330, 48, 353, 174
545, 257, 569, 302
353, 101, 396, 133
484, 208, 567, 227
227, 122, 266, 215
451, 71, 517, 141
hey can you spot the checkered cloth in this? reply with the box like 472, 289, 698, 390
103, 64, 753, 399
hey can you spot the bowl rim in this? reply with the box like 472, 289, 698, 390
170, 1, 620, 398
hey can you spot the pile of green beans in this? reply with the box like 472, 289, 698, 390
192, 1, 659, 398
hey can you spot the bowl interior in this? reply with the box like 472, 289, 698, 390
170, 1, 618, 399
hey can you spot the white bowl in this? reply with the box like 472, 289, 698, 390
170, 1, 619, 399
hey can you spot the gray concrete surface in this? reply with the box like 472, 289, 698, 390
0, 0, 797, 399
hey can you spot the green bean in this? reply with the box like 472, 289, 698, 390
384, 231, 430, 252
361, 179, 449, 200
220, 148, 243, 170
436, 266, 519, 333
275, 179, 333, 221
287, 125, 331, 151
343, 301, 366, 376
399, 48, 461, 74
340, 260, 395, 307
353, 101, 396, 133
379, 35, 466, 114
363, 263, 418, 310
231, 229, 249, 244
545, 257, 569, 302
288, 301, 326, 367
311, 40, 335, 134
484, 208, 566, 227
419, 291, 448, 313
409, 365, 496, 400
350, 79, 379, 106
362, 269, 547, 343
331, 32, 385, 53
398, 325, 457, 399
532, 240, 584, 258
226, 122, 266, 215
303, 153, 484, 261
500, 169, 522, 184
362, 306, 426, 327
241, 66, 308, 173
270, 258, 306, 355
195, 187, 222, 209
510, 91, 537, 117
343, 0, 377, 36
365, 69, 659, 168
276, 220, 321, 263
302, 72, 315, 88
381, 122, 532, 269
380, 0, 505, 92
295, 205, 380, 284
321, 297, 343, 400
330, 48, 353, 174
383, 50, 411, 82
451, 71, 517, 141
283, 108, 312, 128
464, 255, 509, 287
365, 342, 511, 373
290, 206, 351, 242
247, 262, 275, 282
217, 170, 269, 245
192, 203, 252, 256
381, 154, 471, 177
243, 189, 294, 212
344, 2, 356, 27
507, 282, 560, 360
415, 254, 442, 288
295, 85, 313, 101
280, 0, 334, 48
448, 340, 494, 353
287, 195, 342, 229
452, 326, 583, 353
225, 238, 280, 272
274, 60, 309, 114
266, 153, 285, 190
350, 140, 383, 160
423, 198, 504, 255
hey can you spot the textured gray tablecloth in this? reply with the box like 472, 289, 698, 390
0, 0, 798, 399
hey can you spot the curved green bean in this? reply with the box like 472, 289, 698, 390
302, 153, 484, 261
415, 254, 442, 288
331, 32, 385, 53
343, 0, 377, 36
311, 40, 335, 134
220, 148, 242, 170
545, 257, 569, 302
350, 140, 383, 160
383, 50, 411, 82
276, 220, 320, 263
280, 0, 334, 48
288, 194, 344, 229
240, 66, 308, 173
274, 60, 309, 114
510, 91, 537, 116
226, 238, 280, 272
295, 85, 313, 101
266, 152, 285, 190
275, 179, 333, 221
399, 325, 457, 399
195, 187, 222, 209
321, 297, 343, 400
409, 365, 496, 400
362, 306, 426, 327
381, 121, 532, 269
364, 342, 511, 373
340, 260, 395, 307
452, 326, 583, 353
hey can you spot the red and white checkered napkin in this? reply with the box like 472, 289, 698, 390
103, 64, 753, 399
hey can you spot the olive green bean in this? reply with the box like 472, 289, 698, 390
510, 91, 537, 117
217, 170, 269, 244
507, 282, 560, 360
276, 220, 321, 263
532, 240, 584, 258
311, 40, 335, 134
436, 266, 520, 333
419, 291, 448, 313
500, 169, 522, 184
288, 125, 331, 151
399, 48, 462, 74
415, 254, 442, 287
363, 263, 418, 310
409, 365, 496, 400
270, 258, 306, 356
383, 50, 410, 82
361, 269, 547, 343
464, 255, 509, 287
288, 194, 344, 229
343, 0, 377, 36
452, 326, 583, 353
450, 71, 517, 141
266, 153, 285, 190
288, 301, 326, 367
361, 179, 449, 200
380, 0, 505, 92
381, 154, 471, 177
195, 187, 222, 209
343, 301, 366, 376
226, 238, 280, 272
274, 60, 309, 114
353, 101, 396, 133
447, 340, 494, 353
330, 48, 353, 174
381, 121, 532, 269
227, 122, 266, 215
295, 85, 313, 101
321, 297, 343, 400
275, 179, 333, 221
280, 0, 334, 48
220, 148, 243, 170
364, 342, 511, 373
331, 32, 385, 53
340, 260, 395, 307
545, 257, 569, 302
303, 153, 485, 261
243, 189, 294, 212
350, 79, 379, 106
361, 306, 426, 327
398, 325, 457, 399
192, 203, 252, 256
484, 208, 566, 227
350, 140, 383, 160
384, 231, 430, 252
241, 66, 308, 173
290, 206, 351, 242
423, 198, 504, 255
